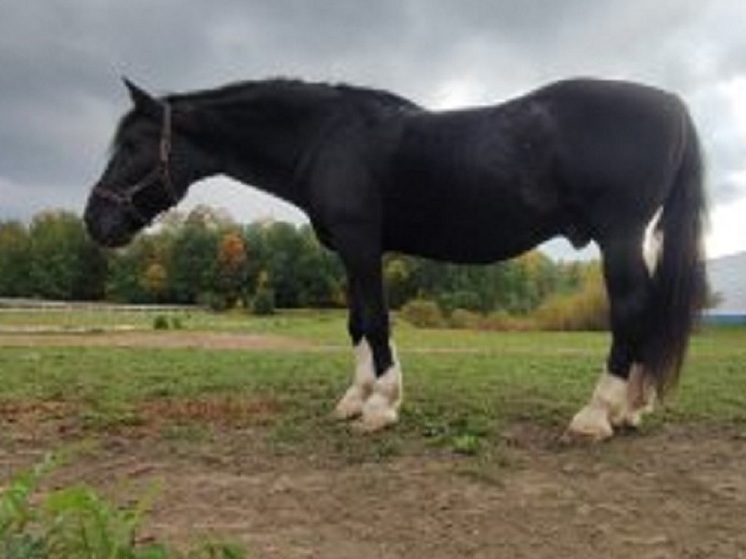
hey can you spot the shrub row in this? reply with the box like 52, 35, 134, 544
400, 283, 608, 332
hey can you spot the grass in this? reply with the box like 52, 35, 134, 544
1, 308, 745, 460
0, 309, 743, 554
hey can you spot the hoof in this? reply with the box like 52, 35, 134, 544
565, 404, 614, 443
334, 340, 376, 421
352, 407, 399, 434
333, 385, 368, 421
354, 366, 402, 433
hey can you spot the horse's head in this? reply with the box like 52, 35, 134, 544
84, 79, 210, 247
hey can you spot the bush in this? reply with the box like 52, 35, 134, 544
437, 291, 484, 315
152, 315, 185, 330
252, 287, 276, 316
198, 291, 230, 312
480, 310, 535, 331
447, 308, 482, 329
0, 455, 245, 558
533, 280, 609, 331
400, 299, 445, 328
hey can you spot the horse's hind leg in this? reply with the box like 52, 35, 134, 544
567, 238, 656, 441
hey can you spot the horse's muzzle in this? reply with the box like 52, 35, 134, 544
83, 194, 135, 248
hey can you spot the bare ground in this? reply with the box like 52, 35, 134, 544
1, 331, 745, 558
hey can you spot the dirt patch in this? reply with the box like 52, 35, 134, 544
0, 331, 318, 351
1, 421, 744, 559
138, 396, 283, 428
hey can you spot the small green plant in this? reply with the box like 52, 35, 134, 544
251, 288, 275, 316
452, 433, 482, 456
0, 455, 246, 559
153, 315, 170, 330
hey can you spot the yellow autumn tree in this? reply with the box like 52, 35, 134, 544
215, 231, 248, 308
140, 261, 168, 302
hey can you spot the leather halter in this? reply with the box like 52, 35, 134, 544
92, 103, 178, 226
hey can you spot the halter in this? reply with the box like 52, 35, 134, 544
92, 102, 179, 226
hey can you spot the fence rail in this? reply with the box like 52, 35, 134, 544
0, 298, 198, 313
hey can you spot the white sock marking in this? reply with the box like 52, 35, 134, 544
567, 371, 628, 441
358, 343, 403, 432
568, 365, 659, 440
334, 340, 376, 420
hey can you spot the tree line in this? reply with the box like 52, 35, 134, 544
0, 207, 602, 318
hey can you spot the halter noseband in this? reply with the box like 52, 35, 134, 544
93, 102, 178, 226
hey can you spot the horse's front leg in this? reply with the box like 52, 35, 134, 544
332, 230, 403, 432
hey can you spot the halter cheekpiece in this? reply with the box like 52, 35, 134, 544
92, 102, 178, 226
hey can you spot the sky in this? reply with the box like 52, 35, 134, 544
2, 0, 746, 260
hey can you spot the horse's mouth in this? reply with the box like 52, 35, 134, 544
84, 204, 136, 248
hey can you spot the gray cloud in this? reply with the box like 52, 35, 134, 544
2, 0, 746, 228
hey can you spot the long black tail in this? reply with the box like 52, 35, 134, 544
644, 110, 708, 397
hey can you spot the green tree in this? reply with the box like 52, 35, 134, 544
295, 225, 344, 307
0, 220, 31, 297
260, 222, 308, 307
27, 211, 107, 300
384, 256, 414, 309
167, 215, 220, 304
106, 235, 161, 303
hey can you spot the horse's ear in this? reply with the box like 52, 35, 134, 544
122, 77, 161, 116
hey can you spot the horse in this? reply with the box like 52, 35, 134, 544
84, 77, 707, 440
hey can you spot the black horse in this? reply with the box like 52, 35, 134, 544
84, 77, 707, 439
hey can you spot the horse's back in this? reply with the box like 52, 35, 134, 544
379, 97, 565, 262
316, 78, 689, 262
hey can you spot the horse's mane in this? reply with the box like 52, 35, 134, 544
166, 78, 422, 112
110, 78, 421, 153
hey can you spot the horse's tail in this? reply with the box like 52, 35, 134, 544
644, 108, 708, 397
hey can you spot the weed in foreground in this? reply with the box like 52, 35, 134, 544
0, 454, 246, 559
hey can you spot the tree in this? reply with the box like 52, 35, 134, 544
384, 257, 414, 309
0, 221, 31, 297
140, 261, 168, 301
167, 217, 219, 304
27, 211, 107, 300
107, 235, 161, 303
259, 222, 310, 307
214, 230, 248, 308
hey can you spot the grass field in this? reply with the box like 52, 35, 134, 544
1, 309, 744, 457
1, 309, 745, 558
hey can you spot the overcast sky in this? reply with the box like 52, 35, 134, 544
2, 0, 746, 259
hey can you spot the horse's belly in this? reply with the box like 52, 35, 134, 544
383, 202, 558, 264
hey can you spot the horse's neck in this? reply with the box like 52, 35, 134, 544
195, 94, 331, 209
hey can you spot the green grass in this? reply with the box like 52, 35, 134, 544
1, 309, 742, 556
0, 309, 745, 460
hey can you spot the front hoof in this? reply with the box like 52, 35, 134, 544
333, 386, 367, 421
353, 412, 399, 434
565, 405, 614, 443
353, 394, 399, 433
